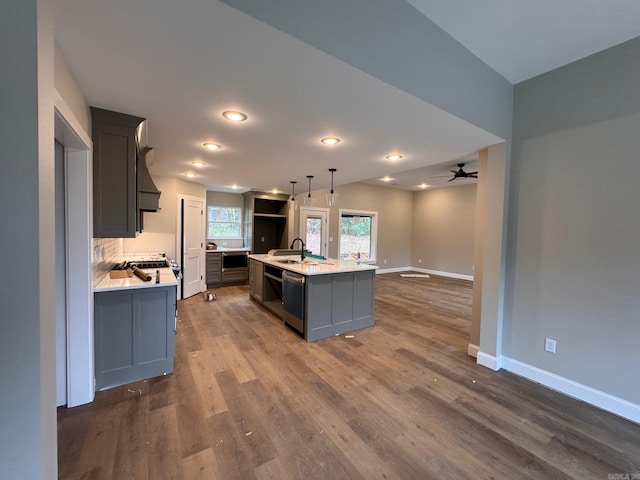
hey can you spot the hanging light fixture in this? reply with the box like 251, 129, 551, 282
326, 168, 338, 206
290, 180, 298, 210
304, 175, 315, 207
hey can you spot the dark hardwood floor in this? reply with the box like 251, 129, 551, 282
58, 273, 640, 479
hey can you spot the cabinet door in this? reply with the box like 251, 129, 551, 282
250, 259, 264, 301
91, 108, 145, 238
95, 290, 136, 389
92, 119, 138, 238
135, 287, 175, 375
206, 252, 222, 286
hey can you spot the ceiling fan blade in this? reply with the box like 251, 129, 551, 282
447, 177, 456, 182
467, 171, 478, 175
429, 175, 455, 178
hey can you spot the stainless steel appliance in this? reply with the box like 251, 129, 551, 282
282, 271, 305, 334
221, 251, 248, 270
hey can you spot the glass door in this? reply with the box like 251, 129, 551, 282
299, 207, 329, 257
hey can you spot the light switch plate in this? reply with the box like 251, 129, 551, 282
545, 337, 557, 353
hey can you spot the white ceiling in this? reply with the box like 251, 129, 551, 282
407, 0, 640, 84
53, 1, 640, 193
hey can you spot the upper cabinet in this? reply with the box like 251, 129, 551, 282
243, 192, 290, 253
91, 107, 161, 238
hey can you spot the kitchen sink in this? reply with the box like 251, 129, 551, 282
276, 259, 301, 264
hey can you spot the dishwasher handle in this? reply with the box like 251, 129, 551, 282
282, 271, 305, 285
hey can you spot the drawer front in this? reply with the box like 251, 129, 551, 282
222, 268, 249, 284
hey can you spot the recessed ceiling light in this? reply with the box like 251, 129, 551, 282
191, 161, 207, 168
419, 183, 429, 189
385, 154, 403, 161
271, 188, 279, 194
203, 143, 221, 151
382, 176, 393, 182
230, 183, 239, 190
320, 137, 340, 145
222, 110, 247, 122
183, 172, 197, 178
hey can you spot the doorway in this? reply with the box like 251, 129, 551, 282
178, 195, 205, 298
299, 207, 329, 257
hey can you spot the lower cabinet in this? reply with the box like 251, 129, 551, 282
206, 251, 249, 287
249, 258, 264, 301
94, 286, 177, 391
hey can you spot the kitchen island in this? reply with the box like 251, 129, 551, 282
249, 254, 377, 341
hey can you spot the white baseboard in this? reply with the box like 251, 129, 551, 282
477, 351, 502, 371
411, 267, 474, 281
467, 343, 479, 358
502, 357, 640, 425
375, 266, 411, 274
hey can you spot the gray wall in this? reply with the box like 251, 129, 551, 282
292, 183, 413, 269
54, 40, 89, 134
0, 0, 57, 477
222, 0, 513, 140
508, 37, 640, 404
412, 184, 476, 277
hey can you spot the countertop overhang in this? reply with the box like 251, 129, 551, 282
249, 254, 378, 276
94, 267, 178, 292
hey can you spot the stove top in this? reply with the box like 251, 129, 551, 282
126, 259, 169, 269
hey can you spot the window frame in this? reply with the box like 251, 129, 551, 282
207, 205, 242, 240
338, 208, 378, 263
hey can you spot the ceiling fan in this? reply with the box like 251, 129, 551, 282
431, 163, 478, 182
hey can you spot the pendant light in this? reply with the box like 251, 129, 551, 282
304, 175, 315, 207
289, 180, 298, 211
326, 168, 338, 207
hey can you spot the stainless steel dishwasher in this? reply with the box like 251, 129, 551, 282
282, 271, 305, 334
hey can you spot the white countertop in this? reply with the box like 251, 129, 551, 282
94, 267, 178, 292
206, 247, 250, 253
249, 254, 378, 276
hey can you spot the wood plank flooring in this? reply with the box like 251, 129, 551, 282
58, 273, 640, 479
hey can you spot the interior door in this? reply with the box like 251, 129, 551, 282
182, 198, 204, 298
299, 207, 329, 257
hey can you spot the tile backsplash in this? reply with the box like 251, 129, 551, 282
92, 238, 123, 286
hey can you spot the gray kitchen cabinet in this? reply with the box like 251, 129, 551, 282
243, 192, 290, 254
91, 107, 144, 238
249, 258, 264, 301
207, 251, 249, 287
206, 252, 222, 286
94, 286, 177, 391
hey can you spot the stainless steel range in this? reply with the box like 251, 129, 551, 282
124, 253, 182, 280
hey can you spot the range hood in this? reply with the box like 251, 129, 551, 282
138, 146, 161, 212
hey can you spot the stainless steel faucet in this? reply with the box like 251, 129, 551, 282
290, 238, 305, 260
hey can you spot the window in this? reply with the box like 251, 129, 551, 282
338, 209, 378, 262
207, 206, 242, 239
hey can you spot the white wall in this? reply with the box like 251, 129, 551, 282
508, 37, 640, 413
412, 184, 476, 277
124, 177, 206, 259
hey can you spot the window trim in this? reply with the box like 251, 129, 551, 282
207, 205, 243, 240
338, 208, 378, 263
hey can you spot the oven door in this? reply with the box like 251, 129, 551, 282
222, 251, 248, 270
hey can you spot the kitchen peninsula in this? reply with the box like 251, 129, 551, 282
249, 254, 377, 341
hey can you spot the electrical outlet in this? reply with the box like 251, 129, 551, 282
545, 337, 557, 353
383, 259, 387, 264
418, 259, 422, 264
329, 236, 334, 242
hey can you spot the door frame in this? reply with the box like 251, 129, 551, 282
298, 206, 330, 257
54, 90, 94, 407
176, 194, 206, 299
